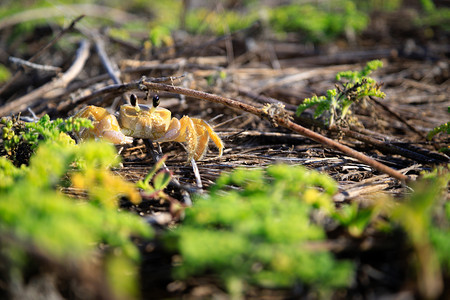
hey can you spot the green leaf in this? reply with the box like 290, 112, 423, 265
153, 170, 171, 191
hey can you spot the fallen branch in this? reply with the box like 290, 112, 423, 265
0, 39, 91, 117
9, 56, 62, 73
139, 78, 410, 182
93, 33, 122, 85
59, 75, 185, 113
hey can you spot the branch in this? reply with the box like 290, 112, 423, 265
59, 75, 185, 112
93, 33, 122, 85
0, 39, 90, 117
139, 78, 409, 182
9, 57, 62, 72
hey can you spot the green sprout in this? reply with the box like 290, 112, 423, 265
296, 60, 385, 128
427, 107, 449, 153
136, 154, 172, 200
427, 108, 449, 140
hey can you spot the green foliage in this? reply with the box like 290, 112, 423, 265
427, 107, 449, 153
428, 122, 450, 139
0, 64, 11, 83
0, 156, 24, 190
355, 0, 436, 12
166, 164, 353, 296
419, 0, 436, 13
0, 113, 153, 298
390, 168, 449, 299
1, 114, 92, 166
148, 24, 173, 48
296, 60, 385, 127
185, 8, 258, 36
0, 140, 152, 298
417, 7, 450, 32
269, 1, 368, 43
136, 154, 172, 200
332, 202, 376, 237
427, 106, 449, 140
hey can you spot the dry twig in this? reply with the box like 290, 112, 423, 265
9, 57, 62, 73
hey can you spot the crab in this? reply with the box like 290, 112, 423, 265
74, 94, 224, 161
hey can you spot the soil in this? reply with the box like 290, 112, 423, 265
0, 3, 449, 300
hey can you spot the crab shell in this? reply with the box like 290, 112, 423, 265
119, 104, 182, 142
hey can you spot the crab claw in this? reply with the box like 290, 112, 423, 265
74, 106, 133, 145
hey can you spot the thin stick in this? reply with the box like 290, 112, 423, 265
139, 79, 409, 182
9, 57, 62, 72
370, 96, 426, 139
337, 127, 438, 164
191, 158, 203, 190
93, 33, 121, 85
0, 39, 91, 117
60, 75, 186, 111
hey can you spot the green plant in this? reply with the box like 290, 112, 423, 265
1, 114, 92, 166
185, 8, 258, 36
0, 139, 152, 298
332, 202, 376, 237
427, 107, 449, 153
417, 7, 450, 31
136, 154, 171, 199
296, 60, 385, 127
165, 164, 353, 298
427, 107, 449, 141
269, 1, 368, 43
0, 64, 11, 83
390, 168, 449, 299
0, 112, 153, 298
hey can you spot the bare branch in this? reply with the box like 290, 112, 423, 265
93, 33, 121, 85
9, 56, 62, 73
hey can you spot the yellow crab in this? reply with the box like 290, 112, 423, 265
74, 94, 224, 161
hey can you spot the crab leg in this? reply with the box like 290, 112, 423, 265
193, 119, 223, 157
191, 120, 210, 160
174, 116, 199, 161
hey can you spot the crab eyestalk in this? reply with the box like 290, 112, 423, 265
130, 94, 141, 112
150, 95, 160, 114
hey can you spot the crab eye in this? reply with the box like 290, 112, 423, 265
130, 94, 138, 106
153, 95, 160, 108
